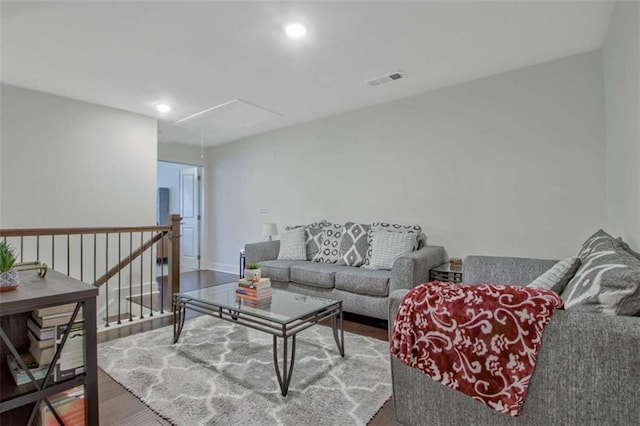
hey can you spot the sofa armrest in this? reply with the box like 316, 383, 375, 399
389, 245, 447, 293
388, 288, 640, 425
462, 255, 558, 286
244, 240, 280, 265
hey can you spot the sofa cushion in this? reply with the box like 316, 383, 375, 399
290, 263, 347, 289
527, 256, 581, 294
259, 260, 308, 282
313, 224, 345, 264
335, 268, 391, 297
277, 227, 306, 260
562, 236, 640, 315
337, 222, 371, 267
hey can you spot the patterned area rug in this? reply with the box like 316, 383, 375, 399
98, 315, 392, 425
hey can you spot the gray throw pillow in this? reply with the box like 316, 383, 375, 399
617, 237, 640, 261
527, 257, 581, 294
562, 239, 640, 315
286, 220, 332, 260
277, 227, 306, 260
313, 224, 344, 264
577, 229, 617, 260
337, 222, 371, 267
363, 222, 422, 267
366, 229, 416, 270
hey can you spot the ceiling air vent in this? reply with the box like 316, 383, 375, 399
366, 71, 405, 87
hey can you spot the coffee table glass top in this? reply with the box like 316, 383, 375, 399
175, 282, 340, 324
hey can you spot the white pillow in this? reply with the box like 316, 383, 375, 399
366, 229, 416, 270
527, 256, 581, 294
277, 227, 306, 260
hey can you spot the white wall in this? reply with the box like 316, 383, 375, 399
1, 84, 157, 227
206, 51, 606, 271
603, 1, 640, 250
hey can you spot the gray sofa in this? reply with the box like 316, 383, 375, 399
244, 238, 446, 320
389, 255, 640, 425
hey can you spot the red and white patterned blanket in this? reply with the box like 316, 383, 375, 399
390, 281, 563, 416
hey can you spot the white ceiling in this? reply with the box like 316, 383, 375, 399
1, 1, 613, 147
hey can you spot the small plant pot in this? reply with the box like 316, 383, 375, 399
244, 268, 261, 281
0, 270, 19, 292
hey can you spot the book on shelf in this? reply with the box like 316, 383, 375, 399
238, 278, 271, 289
27, 328, 55, 350
31, 311, 82, 329
37, 385, 85, 426
54, 320, 85, 382
34, 303, 77, 318
29, 342, 55, 367
6, 353, 49, 386
27, 318, 55, 340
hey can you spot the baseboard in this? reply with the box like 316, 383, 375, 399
206, 262, 238, 275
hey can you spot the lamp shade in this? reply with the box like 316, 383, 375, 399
262, 223, 278, 238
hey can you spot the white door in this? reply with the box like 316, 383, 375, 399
180, 167, 200, 270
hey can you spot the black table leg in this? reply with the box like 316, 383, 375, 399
273, 335, 296, 396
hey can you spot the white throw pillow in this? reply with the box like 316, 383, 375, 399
277, 227, 306, 260
366, 229, 416, 270
527, 257, 581, 294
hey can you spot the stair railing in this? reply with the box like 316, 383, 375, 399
0, 214, 181, 327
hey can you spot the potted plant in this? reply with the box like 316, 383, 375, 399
0, 241, 19, 291
244, 263, 262, 281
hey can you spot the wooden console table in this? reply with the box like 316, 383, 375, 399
0, 270, 99, 425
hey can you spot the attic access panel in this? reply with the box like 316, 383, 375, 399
174, 99, 283, 136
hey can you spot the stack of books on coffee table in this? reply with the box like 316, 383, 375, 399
236, 278, 272, 308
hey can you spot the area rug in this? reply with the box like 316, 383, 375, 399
98, 315, 392, 425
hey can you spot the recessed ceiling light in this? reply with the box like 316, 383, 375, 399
285, 23, 306, 39
155, 103, 171, 113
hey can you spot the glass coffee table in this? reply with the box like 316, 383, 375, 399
172, 282, 344, 396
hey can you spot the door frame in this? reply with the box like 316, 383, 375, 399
157, 160, 204, 271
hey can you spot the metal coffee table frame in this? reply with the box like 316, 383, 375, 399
172, 291, 344, 396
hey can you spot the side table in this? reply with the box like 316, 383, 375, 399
430, 263, 463, 284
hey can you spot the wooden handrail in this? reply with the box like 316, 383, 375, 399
93, 231, 165, 287
0, 225, 171, 237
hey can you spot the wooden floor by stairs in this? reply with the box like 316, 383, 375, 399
97, 270, 398, 425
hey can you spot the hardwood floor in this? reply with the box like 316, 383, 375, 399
97, 270, 398, 425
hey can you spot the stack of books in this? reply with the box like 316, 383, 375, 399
28, 303, 77, 365
236, 278, 272, 308
6, 303, 79, 386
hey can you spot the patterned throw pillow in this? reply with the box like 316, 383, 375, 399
617, 238, 640, 261
577, 229, 617, 260
337, 222, 371, 267
285, 220, 332, 260
363, 223, 422, 267
527, 257, 581, 294
561, 233, 640, 315
312, 224, 344, 264
277, 227, 306, 260
366, 229, 416, 270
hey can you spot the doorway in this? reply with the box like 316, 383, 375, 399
157, 161, 203, 271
